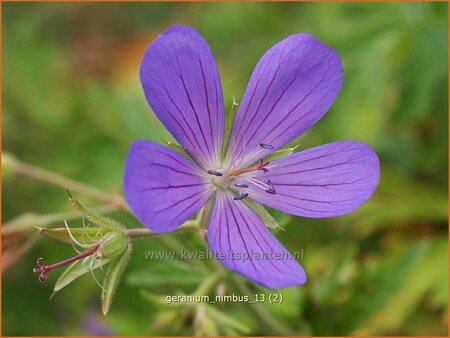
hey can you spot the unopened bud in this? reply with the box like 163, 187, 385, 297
96, 231, 129, 260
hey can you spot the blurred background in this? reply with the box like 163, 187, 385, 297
2, 2, 448, 336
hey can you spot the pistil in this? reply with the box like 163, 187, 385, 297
229, 159, 270, 177
33, 245, 98, 282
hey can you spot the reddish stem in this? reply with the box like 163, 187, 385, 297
33, 245, 98, 282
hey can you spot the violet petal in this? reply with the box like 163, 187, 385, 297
140, 25, 225, 169
207, 192, 307, 289
227, 33, 343, 168
243, 141, 380, 218
124, 140, 212, 233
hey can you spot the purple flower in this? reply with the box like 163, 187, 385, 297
124, 25, 380, 289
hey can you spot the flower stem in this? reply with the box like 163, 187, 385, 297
124, 221, 198, 240
233, 277, 295, 336
2, 152, 126, 209
3, 205, 117, 234
195, 273, 221, 296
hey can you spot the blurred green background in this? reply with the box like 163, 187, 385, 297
2, 2, 448, 336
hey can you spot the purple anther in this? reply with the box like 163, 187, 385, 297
265, 180, 276, 194
233, 193, 249, 201
234, 183, 249, 188
207, 170, 223, 176
260, 143, 274, 149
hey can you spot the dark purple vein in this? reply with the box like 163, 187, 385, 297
175, 53, 214, 165
198, 59, 217, 162
234, 201, 287, 275
227, 195, 258, 273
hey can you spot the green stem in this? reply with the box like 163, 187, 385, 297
124, 221, 198, 240
3, 204, 117, 235
234, 277, 295, 336
195, 273, 221, 296
2, 152, 126, 210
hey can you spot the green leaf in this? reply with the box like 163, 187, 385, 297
244, 198, 281, 230
127, 265, 206, 288
161, 139, 191, 159
198, 195, 215, 229
67, 191, 125, 231
352, 238, 447, 335
264, 145, 299, 162
151, 309, 187, 332
345, 167, 448, 238
98, 231, 129, 259
140, 289, 178, 308
34, 226, 106, 245
102, 244, 132, 316
52, 257, 111, 296
221, 96, 239, 163
205, 303, 251, 334
335, 241, 431, 334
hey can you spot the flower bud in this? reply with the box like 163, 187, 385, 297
96, 231, 129, 260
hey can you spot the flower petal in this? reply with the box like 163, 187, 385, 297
140, 25, 225, 169
207, 192, 306, 289
124, 140, 212, 233
241, 141, 380, 218
227, 34, 343, 168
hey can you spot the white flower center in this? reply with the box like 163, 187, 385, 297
205, 159, 275, 201
211, 173, 235, 190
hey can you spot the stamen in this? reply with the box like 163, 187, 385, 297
64, 219, 89, 248
233, 193, 249, 201
89, 256, 106, 292
33, 245, 98, 283
234, 183, 249, 188
265, 180, 276, 194
246, 178, 267, 190
260, 143, 274, 149
207, 170, 223, 177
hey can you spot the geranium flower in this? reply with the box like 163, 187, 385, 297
124, 25, 380, 288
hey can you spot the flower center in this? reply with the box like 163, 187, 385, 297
211, 172, 235, 190
206, 159, 275, 201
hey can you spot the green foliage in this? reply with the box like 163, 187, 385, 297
102, 245, 132, 316
52, 257, 112, 296
2, 2, 447, 336
34, 225, 107, 245
67, 191, 125, 232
